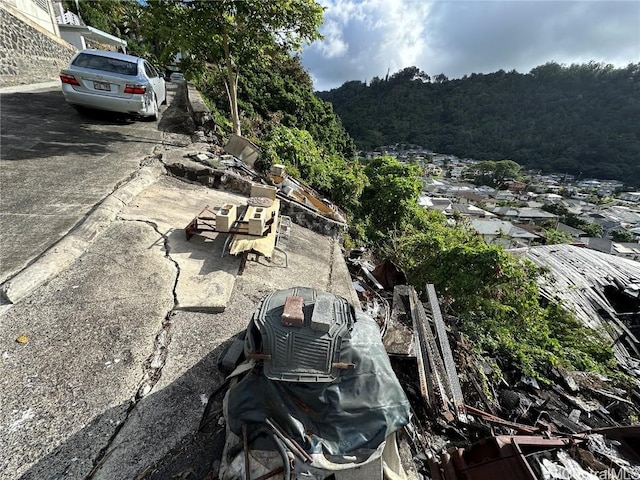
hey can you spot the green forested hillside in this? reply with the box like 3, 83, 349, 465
318, 63, 640, 186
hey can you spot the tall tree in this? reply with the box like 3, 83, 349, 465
360, 156, 423, 237
145, 0, 323, 136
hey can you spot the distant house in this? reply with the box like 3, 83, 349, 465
612, 243, 640, 261
470, 218, 540, 248
582, 206, 640, 236
539, 193, 563, 203
440, 184, 474, 199
557, 223, 587, 242
494, 190, 516, 202
516, 207, 559, 226
423, 164, 442, 177
422, 179, 447, 194
570, 192, 591, 201
563, 198, 594, 215
577, 180, 600, 188
505, 180, 527, 193
545, 185, 563, 194
476, 185, 496, 195
588, 238, 640, 261
452, 204, 495, 219
619, 192, 640, 203
490, 206, 558, 227
418, 195, 452, 214
490, 206, 519, 219
454, 190, 485, 204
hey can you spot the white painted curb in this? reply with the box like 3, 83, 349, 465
1, 161, 165, 304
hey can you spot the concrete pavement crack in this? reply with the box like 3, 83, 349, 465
119, 218, 180, 396
327, 235, 336, 289
87, 218, 180, 478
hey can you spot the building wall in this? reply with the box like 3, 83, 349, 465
0, 3, 76, 87
1, 0, 57, 34
58, 28, 86, 50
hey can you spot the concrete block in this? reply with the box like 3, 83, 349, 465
271, 164, 286, 176
250, 184, 277, 200
216, 204, 237, 232
311, 293, 334, 332
248, 208, 265, 236
220, 337, 245, 372
282, 296, 304, 327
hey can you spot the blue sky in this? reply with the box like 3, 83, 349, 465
301, 0, 640, 91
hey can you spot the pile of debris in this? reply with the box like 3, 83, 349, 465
214, 287, 412, 480
347, 252, 640, 479
184, 247, 638, 479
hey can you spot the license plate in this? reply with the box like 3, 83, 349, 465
93, 81, 111, 91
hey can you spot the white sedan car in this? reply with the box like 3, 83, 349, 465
60, 50, 166, 120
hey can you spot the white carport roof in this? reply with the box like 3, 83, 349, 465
58, 24, 127, 49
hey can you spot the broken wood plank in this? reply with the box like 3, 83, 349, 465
384, 285, 415, 356
427, 284, 467, 423
409, 287, 451, 417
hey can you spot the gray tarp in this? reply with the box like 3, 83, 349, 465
225, 288, 411, 456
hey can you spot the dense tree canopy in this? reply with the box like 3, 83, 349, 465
471, 160, 521, 188
319, 62, 640, 186
144, 0, 323, 136
62, 0, 152, 58
359, 157, 423, 238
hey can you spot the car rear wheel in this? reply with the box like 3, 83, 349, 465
147, 95, 158, 121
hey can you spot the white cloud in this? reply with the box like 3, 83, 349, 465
302, 0, 640, 91
317, 19, 349, 58
303, 0, 432, 89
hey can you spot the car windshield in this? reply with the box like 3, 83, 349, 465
72, 53, 138, 76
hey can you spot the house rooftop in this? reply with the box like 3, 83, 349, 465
470, 218, 539, 239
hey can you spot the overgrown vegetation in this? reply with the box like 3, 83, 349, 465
319, 63, 640, 187
365, 158, 615, 381
197, 50, 366, 212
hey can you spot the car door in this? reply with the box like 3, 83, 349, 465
144, 61, 165, 104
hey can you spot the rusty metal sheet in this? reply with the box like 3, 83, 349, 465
224, 133, 260, 167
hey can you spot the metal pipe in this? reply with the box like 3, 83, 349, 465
269, 432, 292, 480
243, 424, 251, 480
265, 418, 313, 463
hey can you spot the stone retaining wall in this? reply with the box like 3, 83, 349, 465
0, 5, 77, 87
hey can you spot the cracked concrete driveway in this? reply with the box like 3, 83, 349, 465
0, 173, 357, 479
0, 83, 359, 479
0, 84, 165, 285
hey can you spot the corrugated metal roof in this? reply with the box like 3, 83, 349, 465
525, 244, 640, 371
